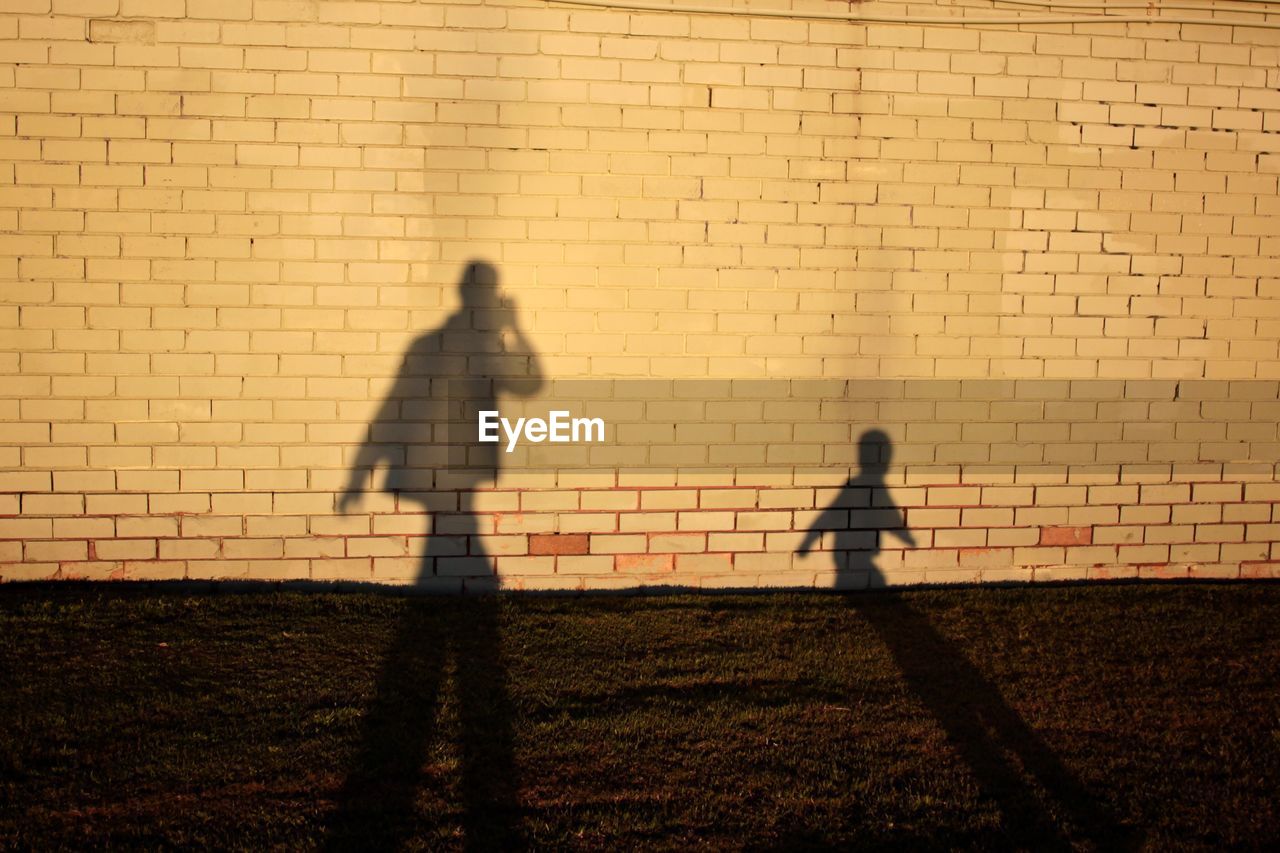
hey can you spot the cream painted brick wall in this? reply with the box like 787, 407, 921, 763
5, 2, 1278, 378
2, 0, 1280, 586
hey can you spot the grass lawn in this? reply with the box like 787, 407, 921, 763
2, 583, 1279, 850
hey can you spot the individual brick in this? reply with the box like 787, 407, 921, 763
529, 533, 589, 556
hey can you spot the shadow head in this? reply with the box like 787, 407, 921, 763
461, 259, 502, 310
858, 428, 892, 474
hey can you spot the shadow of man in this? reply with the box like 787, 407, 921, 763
327, 260, 542, 850
798, 430, 1134, 849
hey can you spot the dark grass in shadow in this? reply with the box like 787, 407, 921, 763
323, 597, 520, 851
2, 586, 1279, 847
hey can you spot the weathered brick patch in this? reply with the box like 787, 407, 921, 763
1041, 526, 1092, 547
528, 533, 590, 556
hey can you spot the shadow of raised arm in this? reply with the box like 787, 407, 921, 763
500, 298, 543, 399
339, 395, 401, 513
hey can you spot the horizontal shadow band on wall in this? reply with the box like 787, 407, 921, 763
350, 378, 1280, 484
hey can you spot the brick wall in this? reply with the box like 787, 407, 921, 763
3, 0, 1279, 588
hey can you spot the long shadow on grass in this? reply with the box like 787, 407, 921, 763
327, 260, 541, 850
799, 430, 1136, 849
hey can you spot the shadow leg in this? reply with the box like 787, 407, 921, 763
858, 596, 1136, 850
453, 596, 523, 852
325, 602, 445, 851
